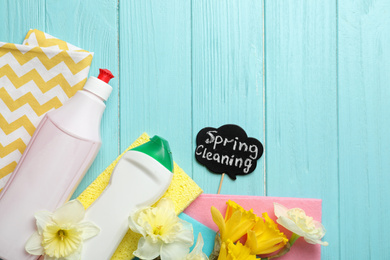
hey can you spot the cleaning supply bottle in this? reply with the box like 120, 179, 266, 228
81, 136, 174, 259
0, 69, 114, 260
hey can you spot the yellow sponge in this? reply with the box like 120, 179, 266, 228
77, 133, 203, 259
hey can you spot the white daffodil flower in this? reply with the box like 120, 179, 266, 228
25, 200, 100, 260
274, 203, 328, 246
129, 198, 194, 260
186, 233, 209, 260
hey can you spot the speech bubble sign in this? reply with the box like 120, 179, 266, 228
195, 124, 263, 180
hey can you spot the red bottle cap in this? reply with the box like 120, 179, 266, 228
97, 69, 114, 83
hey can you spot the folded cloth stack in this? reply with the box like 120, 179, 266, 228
0, 29, 94, 191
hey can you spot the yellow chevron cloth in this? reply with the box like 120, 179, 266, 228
0, 29, 93, 191
77, 133, 203, 260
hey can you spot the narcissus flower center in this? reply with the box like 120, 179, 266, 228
129, 198, 194, 260
153, 225, 163, 236
41, 224, 82, 258
57, 229, 66, 240
140, 209, 182, 243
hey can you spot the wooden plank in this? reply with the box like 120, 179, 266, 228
44, 0, 119, 198
119, 1, 192, 175
0, 0, 45, 43
338, 0, 390, 258
265, 1, 338, 258
192, 0, 264, 195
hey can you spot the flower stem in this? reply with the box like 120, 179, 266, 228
289, 233, 300, 246
209, 233, 222, 260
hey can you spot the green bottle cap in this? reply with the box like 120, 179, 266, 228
131, 135, 174, 172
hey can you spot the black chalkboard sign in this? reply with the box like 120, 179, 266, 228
195, 124, 263, 180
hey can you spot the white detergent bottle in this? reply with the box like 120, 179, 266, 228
0, 69, 114, 260
81, 135, 174, 260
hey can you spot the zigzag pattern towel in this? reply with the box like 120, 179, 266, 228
0, 29, 93, 191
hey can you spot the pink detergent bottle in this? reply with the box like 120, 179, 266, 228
0, 69, 114, 260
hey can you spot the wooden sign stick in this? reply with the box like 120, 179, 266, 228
217, 173, 225, 194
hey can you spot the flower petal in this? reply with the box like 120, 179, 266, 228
186, 232, 209, 260
276, 215, 304, 236
160, 241, 191, 260
128, 212, 147, 237
274, 203, 289, 218
34, 210, 52, 235
133, 236, 162, 259
25, 231, 44, 255
78, 221, 100, 240
64, 246, 82, 260
218, 242, 228, 260
188, 233, 207, 257
53, 200, 85, 225
44, 255, 58, 260
302, 221, 328, 246
275, 204, 329, 247
225, 210, 256, 243
224, 240, 257, 260
304, 236, 329, 246
211, 207, 226, 238
245, 230, 258, 253
175, 219, 194, 245
156, 198, 176, 212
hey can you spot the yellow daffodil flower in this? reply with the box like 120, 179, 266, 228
25, 200, 100, 260
129, 198, 194, 260
218, 240, 257, 260
211, 200, 259, 243
274, 203, 328, 246
245, 212, 288, 255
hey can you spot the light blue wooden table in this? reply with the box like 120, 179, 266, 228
2, 0, 389, 258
